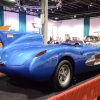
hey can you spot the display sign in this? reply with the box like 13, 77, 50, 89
7, 34, 13, 37
0, 25, 11, 30
32, 23, 42, 28
32, 23, 42, 33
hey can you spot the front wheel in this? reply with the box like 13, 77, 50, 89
51, 60, 73, 90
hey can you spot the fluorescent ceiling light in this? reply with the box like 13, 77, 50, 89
3, 0, 16, 2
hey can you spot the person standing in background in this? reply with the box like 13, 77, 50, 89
65, 34, 71, 42
50, 36, 53, 42
68, 34, 71, 41
56, 34, 59, 42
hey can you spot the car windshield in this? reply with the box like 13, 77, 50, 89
69, 40, 83, 44
72, 37, 77, 40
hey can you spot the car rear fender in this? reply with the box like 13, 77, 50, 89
29, 49, 76, 80
0, 48, 46, 66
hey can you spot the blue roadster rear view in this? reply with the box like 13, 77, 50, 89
0, 30, 100, 90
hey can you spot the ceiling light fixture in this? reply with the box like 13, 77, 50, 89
90, 3, 92, 6
55, 17, 59, 20
74, 15, 76, 18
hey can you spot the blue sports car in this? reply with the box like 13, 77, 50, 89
0, 30, 100, 90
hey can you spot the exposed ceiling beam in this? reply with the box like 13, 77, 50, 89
77, 0, 100, 9
50, 10, 100, 19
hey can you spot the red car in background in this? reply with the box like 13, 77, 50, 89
84, 36, 100, 43
68, 37, 84, 46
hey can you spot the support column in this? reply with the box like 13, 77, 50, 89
0, 6, 4, 26
41, 0, 48, 44
19, 12, 26, 32
84, 17, 90, 37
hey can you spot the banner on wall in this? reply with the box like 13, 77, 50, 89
32, 23, 42, 33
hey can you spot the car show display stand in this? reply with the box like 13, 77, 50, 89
47, 76, 100, 100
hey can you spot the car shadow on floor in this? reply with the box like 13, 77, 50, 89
71, 69, 100, 88
5, 77, 55, 99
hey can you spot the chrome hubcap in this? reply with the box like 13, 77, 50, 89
58, 64, 70, 86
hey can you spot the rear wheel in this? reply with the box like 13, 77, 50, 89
51, 60, 73, 90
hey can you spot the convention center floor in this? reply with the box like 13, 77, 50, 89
0, 69, 100, 100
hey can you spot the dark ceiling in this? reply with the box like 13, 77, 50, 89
0, 0, 100, 21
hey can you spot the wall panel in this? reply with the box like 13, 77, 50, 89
90, 17, 100, 36
4, 11, 19, 31
57, 19, 84, 41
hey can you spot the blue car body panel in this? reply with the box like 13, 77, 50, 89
0, 30, 100, 81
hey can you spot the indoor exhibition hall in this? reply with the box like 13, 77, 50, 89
0, 0, 100, 100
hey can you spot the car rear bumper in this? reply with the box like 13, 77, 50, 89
0, 65, 30, 78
